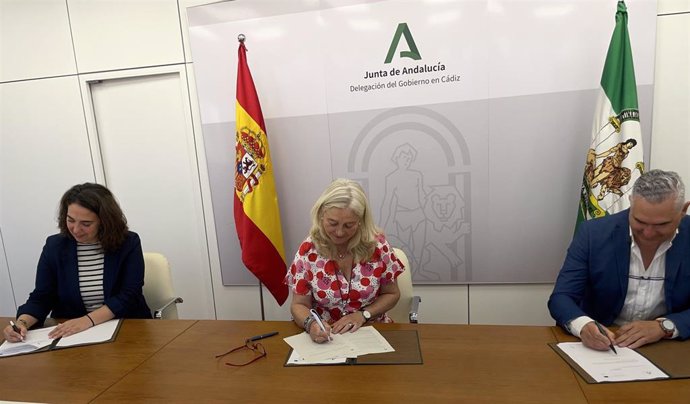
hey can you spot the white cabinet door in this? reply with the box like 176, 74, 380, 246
0, 230, 17, 317
80, 66, 215, 319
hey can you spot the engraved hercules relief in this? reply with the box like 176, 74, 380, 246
347, 107, 471, 283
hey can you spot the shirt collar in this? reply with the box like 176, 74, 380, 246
629, 226, 678, 250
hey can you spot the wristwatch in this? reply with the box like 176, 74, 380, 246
360, 309, 372, 322
658, 318, 675, 338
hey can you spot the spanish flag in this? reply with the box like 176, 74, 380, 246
234, 40, 288, 305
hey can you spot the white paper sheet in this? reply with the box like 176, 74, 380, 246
342, 326, 395, 356
0, 319, 120, 357
285, 349, 349, 365
283, 332, 357, 361
284, 326, 394, 363
556, 342, 669, 382
56, 319, 120, 347
0, 326, 55, 357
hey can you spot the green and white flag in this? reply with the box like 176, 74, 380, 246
577, 0, 644, 228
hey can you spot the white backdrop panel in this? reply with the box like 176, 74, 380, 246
188, 0, 656, 286
190, 10, 328, 124
489, 0, 656, 97
322, 0, 490, 111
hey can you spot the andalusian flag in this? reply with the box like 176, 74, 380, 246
577, 1, 644, 228
234, 40, 288, 305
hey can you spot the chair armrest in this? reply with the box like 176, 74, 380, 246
409, 296, 421, 324
153, 297, 184, 319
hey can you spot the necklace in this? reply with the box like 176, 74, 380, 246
336, 271, 351, 317
334, 253, 352, 317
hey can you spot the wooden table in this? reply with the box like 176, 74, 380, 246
2, 319, 688, 403
551, 326, 690, 404
0, 318, 195, 403
93, 321, 584, 403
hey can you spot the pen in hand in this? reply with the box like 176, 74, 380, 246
594, 321, 617, 354
309, 309, 331, 341
9, 320, 24, 341
247, 331, 279, 342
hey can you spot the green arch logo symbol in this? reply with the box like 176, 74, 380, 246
384, 23, 422, 64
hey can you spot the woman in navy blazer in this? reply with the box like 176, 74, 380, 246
3, 183, 150, 342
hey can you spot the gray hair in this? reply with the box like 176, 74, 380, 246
632, 169, 685, 210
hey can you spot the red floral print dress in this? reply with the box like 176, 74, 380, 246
285, 234, 405, 323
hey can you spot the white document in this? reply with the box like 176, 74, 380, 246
284, 326, 394, 363
0, 319, 120, 357
556, 342, 669, 382
0, 326, 55, 357
342, 326, 395, 356
284, 332, 357, 361
56, 319, 120, 347
286, 349, 349, 365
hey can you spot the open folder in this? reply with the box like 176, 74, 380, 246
0, 319, 122, 358
550, 339, 690, 383
284, 329, 423, 366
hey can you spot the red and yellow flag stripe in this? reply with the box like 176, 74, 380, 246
233, 41, 288, 305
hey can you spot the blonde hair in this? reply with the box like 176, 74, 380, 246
309, 178, 381, 262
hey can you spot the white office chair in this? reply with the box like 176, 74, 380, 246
143, 252, 183, 319
388, 248, 421, 323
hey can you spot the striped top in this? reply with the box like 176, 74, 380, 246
77, 242, 105, 312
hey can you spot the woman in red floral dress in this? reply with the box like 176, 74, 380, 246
285, 178, 405, 343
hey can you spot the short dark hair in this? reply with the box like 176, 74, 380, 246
58, 183, 129, 252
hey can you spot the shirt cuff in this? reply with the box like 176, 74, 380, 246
566, 316, 594, 338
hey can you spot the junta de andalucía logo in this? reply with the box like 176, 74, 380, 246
384, 22, 421, 63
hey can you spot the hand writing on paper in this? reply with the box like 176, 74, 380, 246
3, 322, 27, 342
308, 320, 332, 344
580, 321, 616, 351
615, 320, 665, 349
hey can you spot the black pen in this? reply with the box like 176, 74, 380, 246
9, 320, 24, 341
594, 321, 617, 354
247, 331, 279, 342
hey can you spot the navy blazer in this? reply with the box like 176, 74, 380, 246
17, 231, 151, 324
548, 209, 690, 340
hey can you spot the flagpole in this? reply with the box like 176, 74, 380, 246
239, 32, 264, 321
259, 282, 266, 321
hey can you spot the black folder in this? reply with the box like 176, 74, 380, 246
549, 338, 690, 383
0, 319, 122, 358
